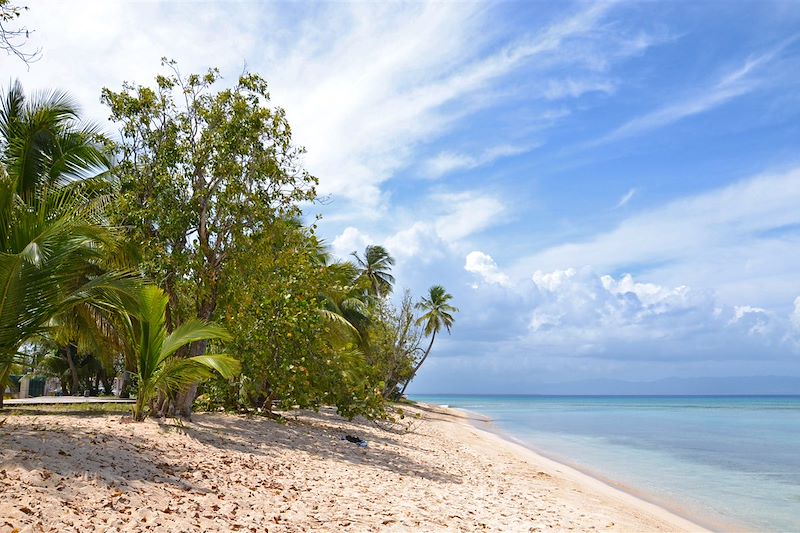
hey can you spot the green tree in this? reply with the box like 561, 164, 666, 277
129, 285, 239, 421
102, 60, 317, 415
352, 245, 395, 298
219, 220, 385, 419
318, 261, 371, 348
0, 82, 134, 407
399, 285, 458, 396
365, 291, 423, 398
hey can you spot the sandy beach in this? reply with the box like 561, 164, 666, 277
0, 404, 708, 532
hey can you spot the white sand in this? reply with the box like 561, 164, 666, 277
0, 404, 709, 532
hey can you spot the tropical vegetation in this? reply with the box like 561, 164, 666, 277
0, 55, 457, 419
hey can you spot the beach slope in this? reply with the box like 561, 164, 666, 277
0, 405, 706, 532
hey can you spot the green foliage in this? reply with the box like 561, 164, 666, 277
352, 245, 396, 298
102, 61, 319, 416
1, 72, 453, 420
129, 285, 239, 421
362, 292, 422, 398
416, 285, 458, 336
219, 220, 386, 420
0, 82, 136, 403
102, 60, 317, 325
400, 285, 458, 396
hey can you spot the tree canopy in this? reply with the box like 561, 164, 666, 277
2, 65, 457, 419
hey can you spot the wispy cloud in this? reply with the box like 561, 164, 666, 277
423, 144, 536, 179
273, 1, 622, 211
6, 1, 660, 220
513, 167, 800, 308
543, 78, 617, 100
614, 188, 637, 209
587, 41, 791, 147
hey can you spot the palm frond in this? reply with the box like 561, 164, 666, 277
160, 319, 231, 363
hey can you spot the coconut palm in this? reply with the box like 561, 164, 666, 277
352, 245, 395, 298
318, 261, 372, 345
0, 82, 134, 407
1, 81, 110, 199
399, 285, 458, 396
0, 181, 136, 405
130, 285, 240, 421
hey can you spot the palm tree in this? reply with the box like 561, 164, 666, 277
1, 81, 110, 199
130, 285, 240, 421
0, 182, 136, 406
318, 261, 372, 346
0, 82, 134, 407
352, 245, 395, 298
399, 285, 458, 396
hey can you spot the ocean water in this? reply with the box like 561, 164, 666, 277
410, 395, 800, 532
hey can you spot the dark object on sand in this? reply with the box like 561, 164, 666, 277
341, 434, 368, 448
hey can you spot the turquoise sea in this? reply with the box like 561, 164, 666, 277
410, 395, 800, 532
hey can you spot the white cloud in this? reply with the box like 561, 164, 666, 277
524, 267, 797, 357
6, 0, 653, 219
514, 167, 800, 309
529, 267, 704, 338
543, 78, 616, 100
331, 190, 507, 262
790, 297, 800, 330
384, 223, 438, 260
6, 2, 266, 124
465, 251, 510, 286
433, 191, 506, 242
613, 188, 636, 208
266, 1, 629, 211
730, 305, 773, 336
589, 41, 790, 146
330, 226, 373, 258
423, 144, 534, 179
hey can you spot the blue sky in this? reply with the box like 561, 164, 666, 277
6, 1, 800, 392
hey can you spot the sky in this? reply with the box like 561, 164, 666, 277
5, 1, 800, 393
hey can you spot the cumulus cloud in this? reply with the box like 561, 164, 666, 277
524, 267, 798, 359
464, 251, 510, 286
330, 226, 373, 258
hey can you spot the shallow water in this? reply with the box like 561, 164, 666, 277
411, 395, 800, 532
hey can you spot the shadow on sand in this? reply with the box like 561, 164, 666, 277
0, 407, 459, 492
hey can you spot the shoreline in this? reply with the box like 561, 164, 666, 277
415, 402, 716, 533
2, 404, 721, 531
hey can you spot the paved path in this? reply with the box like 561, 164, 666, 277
4, 396, 134, 405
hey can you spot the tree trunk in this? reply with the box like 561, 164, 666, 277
400, 331, 436, 397
174, 339, 208, 418
118, 371, 131, 398
0, 363, 11, 409
65, 344, 80, 395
